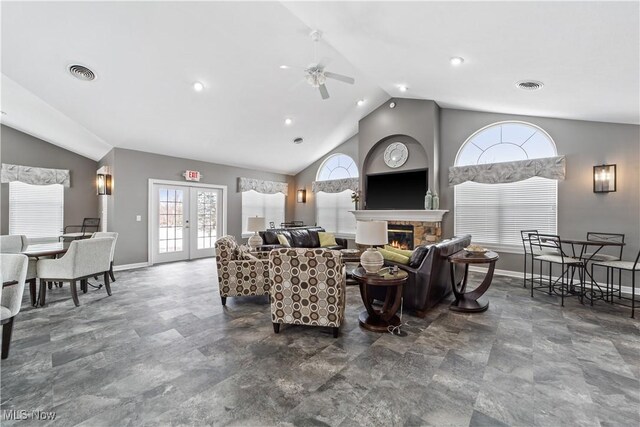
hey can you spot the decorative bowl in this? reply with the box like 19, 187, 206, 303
340, 249, 359, 255
464, 245, 488, 255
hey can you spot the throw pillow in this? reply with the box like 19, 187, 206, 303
378, 248, 410, 265
318, 232, 338, 247
384, 245, 414, 258
277, 234, 291, 247
409, 245, 431, 268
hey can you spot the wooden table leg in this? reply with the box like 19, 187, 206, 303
450, 261, 496, 313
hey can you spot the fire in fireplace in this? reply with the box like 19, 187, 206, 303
388, 224, 414, 250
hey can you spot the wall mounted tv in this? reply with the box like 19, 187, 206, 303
365, 169, 427, 210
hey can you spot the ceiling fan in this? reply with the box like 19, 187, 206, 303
282, 30, 355, 100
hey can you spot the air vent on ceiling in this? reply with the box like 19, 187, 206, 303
68, 64, 96, 81
516, 80, 543, 91
293, 137, 304, 145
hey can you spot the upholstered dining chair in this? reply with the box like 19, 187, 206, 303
591, 248, 639, 318
214, 235, 270, 306
36, 237, 113, 307
91, 232, 118, 282
269, 248, 346, 338
0, 235, 38, 306
1, 253, 28, 359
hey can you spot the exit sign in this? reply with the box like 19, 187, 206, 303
183, 170, 201, 181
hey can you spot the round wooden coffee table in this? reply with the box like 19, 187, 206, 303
352, 266, 408, 332
448, 250, 499, 313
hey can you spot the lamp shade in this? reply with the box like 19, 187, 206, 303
247, 216, 266, 232
356, 221, 388, 246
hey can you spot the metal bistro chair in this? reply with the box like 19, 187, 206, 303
520, 230, 558, 289
529, 233, 585, 307
59, 218, 101, 242
591, 248, 639, 318
584, 233, 625, 299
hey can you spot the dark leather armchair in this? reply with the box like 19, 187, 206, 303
372, 234, 472, 317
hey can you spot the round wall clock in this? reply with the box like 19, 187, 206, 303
383, 142, 409, 168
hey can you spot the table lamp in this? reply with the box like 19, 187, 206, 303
247, 216, 266, 250
356, 220, 388, 273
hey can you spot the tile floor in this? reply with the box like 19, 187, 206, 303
1, 258, 638, 426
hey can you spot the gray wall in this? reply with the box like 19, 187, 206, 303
439, 108, 640, 272
292, 135, 358, 226
364, 134, 428, 176
358, 98, 440, 202
1, 125, 99, 235
100, 148, 294, 265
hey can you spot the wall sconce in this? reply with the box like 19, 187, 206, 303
593, 164, 616, 193
296, 189, 306, 203
97, 173, 112, 195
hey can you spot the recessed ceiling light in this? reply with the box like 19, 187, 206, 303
450, 57, 464, 66
356, 99, 365, 107
389, 102, 396, 109
284, 118, 293, 125
293, 137, 303, 145
193, 81, 204, 92
516, 80, 544, 91
279, 65, 289, 69
398, 85, 408, 92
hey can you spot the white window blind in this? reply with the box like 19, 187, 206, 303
455, 177, 557, 248
9, 182, 64, 242
316, 190, 356, 235
241, 190, 285, 234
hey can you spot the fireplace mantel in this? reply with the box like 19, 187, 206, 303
350, 210, 448, 222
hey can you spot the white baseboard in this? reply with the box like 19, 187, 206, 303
113, 262, 149, 272
469, 265, 640, 296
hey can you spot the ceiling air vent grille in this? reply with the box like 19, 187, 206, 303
516, 80, 543, 91
68, 64, 96, 81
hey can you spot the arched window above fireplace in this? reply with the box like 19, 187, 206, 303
316, 153, 359, 181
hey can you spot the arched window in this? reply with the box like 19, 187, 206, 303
454, 121, 558, 249
316, 154, 358, 235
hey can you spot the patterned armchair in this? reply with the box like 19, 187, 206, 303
215, 236, 270, 306
269, 248, 346, 338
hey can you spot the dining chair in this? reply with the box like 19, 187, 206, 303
36, 237, 113, 307
591, 248, 639, 318
520, 230, 558, 289
585, 232, 625, 261
91, 232, 118, 282
529, 233, 585, 307
1, 253, 29, 359
59, 218, 101, 242
0, 235, 38, 306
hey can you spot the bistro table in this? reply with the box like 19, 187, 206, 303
560, 238, 625, 303
352, 266, 408, 333
448, 250, 500, 313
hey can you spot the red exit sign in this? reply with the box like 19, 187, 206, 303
183, 170, 201, 181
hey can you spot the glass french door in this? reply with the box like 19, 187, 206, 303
152, 183, 223, 264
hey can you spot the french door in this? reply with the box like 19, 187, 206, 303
150, 181, 226, 264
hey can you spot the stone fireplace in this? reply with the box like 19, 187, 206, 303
351, 209, 448, 247
388, 224, 414, 250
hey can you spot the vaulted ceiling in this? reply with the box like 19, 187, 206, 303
2, 1, 638, 174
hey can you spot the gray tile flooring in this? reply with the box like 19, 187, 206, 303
1, 258, 639, 426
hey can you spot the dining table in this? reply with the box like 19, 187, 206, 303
560, 237, 625, 303
21, 241, 70, 258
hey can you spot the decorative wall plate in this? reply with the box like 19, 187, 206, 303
383, 142, 409, 168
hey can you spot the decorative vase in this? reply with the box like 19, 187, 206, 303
425, 190, 433, 210
360, 248, 384, 274
432, 193, 440, 210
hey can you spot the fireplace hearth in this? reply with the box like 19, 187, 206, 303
388, 224, 414, 250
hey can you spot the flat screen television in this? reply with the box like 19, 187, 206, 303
365, 169, 428, 210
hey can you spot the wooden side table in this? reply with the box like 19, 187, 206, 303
448, 250, 499, 313
352, 266, 408, 332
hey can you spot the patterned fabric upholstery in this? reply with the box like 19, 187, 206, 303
269, 248, 346, 329
215, 236, 269, 298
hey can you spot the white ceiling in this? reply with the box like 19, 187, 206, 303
2, 1, 638, 175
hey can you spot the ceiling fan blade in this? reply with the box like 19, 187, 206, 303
319, 84, 330, 100
324, 71, 355, 85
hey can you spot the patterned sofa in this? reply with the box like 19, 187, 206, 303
269, 248, 346, 337
214, 236, 270, 306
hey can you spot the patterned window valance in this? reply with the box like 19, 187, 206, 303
1, 163, 71, 187
312, 177, 359, 193
238, 177, 288, 194
448, 155, 566, 186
